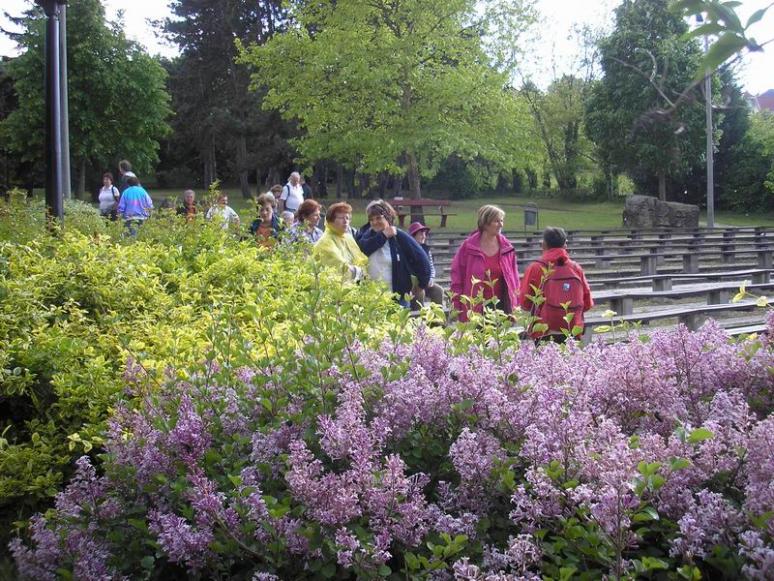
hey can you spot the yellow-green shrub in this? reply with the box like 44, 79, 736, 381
0, 199, 404, 548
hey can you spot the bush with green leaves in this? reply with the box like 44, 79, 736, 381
0, 197, 402, 552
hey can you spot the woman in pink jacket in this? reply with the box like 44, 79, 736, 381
450, 205, 521, 322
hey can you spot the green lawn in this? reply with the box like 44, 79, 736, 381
38, 186, 774, 232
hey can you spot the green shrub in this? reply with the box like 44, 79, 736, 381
0, 197, 404, 551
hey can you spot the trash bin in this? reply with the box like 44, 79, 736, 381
524, 203, 539, 231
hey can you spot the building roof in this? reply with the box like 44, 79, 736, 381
756, 89, 774, 112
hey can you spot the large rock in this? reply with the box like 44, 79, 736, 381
623, 195, 699, 229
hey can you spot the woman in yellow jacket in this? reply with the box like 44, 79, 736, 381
313, 202, 368, 281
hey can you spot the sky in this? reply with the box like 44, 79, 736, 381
1, 0, 773, 95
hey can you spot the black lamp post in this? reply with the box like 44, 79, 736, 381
35, 0, 68, 224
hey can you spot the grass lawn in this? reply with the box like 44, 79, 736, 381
189, 190, 774, 232
34, 186, 774, 232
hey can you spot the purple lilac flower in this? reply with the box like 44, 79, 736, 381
167, 394, 211, 464
9, 515, 61, 581
745, 415, 774, 517
148, 510, 214, 572
739, 530, 774, 579
670, 490, 744, 559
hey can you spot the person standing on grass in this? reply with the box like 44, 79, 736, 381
519, 226, 593, 343
206, 193, 241, 230
97, 172, 120, 219
279, 171, 304, 214
176, 189, 198, 221
450, 205, 520, 322
117, 176, 153, 235
117, 160, 137, 194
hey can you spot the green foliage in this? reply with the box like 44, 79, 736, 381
585, 0, 706, 199
237, 0, 540, 197
0, 0, 171, 181
522, 75, 594, 193
0, 197, 402, 549
721, 111, 774, 212
158, 0, 292, 195
673, 0, 771, 74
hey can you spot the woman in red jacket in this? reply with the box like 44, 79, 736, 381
519, 226, 593, 341
450, 205, 521, 322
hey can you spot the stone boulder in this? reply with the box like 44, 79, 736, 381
623, 195, 699, 229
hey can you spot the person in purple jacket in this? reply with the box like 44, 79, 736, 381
117, 176, 153, 235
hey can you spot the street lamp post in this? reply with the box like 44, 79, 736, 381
35, 0, 68, 224
697, 14, 715, 228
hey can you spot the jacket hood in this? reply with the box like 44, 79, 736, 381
541, 247, 570, 265
325, 222, 349, 237
464, 230, 515, 255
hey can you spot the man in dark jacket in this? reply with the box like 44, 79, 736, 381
356, 199, 431, 304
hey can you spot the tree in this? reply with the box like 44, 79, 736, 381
162, 0, 291, 197
238, 0, 539, 200
522, 76, 595, 192
721, 110, 774, 212
585, 0, 706, 201
0, 0, 171, 196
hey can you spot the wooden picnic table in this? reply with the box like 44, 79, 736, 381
390, 198, 456, 228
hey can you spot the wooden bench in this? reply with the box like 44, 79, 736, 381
582, 298, 772, 343
391, 198, 456, 228
591, 281, 774, 317
589, 268, 773, 292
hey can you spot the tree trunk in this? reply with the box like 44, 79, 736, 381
237, 135, 251, 198
406, 152, 421, 200
406, 151, 424, 222
76, 158, 86, 199
658, 171, 667, 201
357, 173, 369, 198
314, 162, 328, 198
392, 175, 403, 197
336, 164, 344, 199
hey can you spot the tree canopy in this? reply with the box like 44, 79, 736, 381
0, 0, 171, 194
238, 0, 539, 198
160, 0, 291, 196
585, 0, 706, 201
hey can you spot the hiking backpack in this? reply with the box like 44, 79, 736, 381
532, 260, 585, 334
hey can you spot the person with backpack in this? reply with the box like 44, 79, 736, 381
97, 172, 120, 219
279, 171, 304, 214
519, 226, 593, 342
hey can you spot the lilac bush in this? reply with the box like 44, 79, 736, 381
9, 314, 774, 579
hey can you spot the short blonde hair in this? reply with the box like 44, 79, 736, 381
256, 192, 277, 208
477, 205, 505, 231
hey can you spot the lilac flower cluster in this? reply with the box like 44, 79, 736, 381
10, 320, 774, 578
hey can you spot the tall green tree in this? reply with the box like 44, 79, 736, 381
162, 0, 290, 197
522, 75, 594, 192
585, 0, 706, 201
238, 0, 539, 199
0, 0, 171, 196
